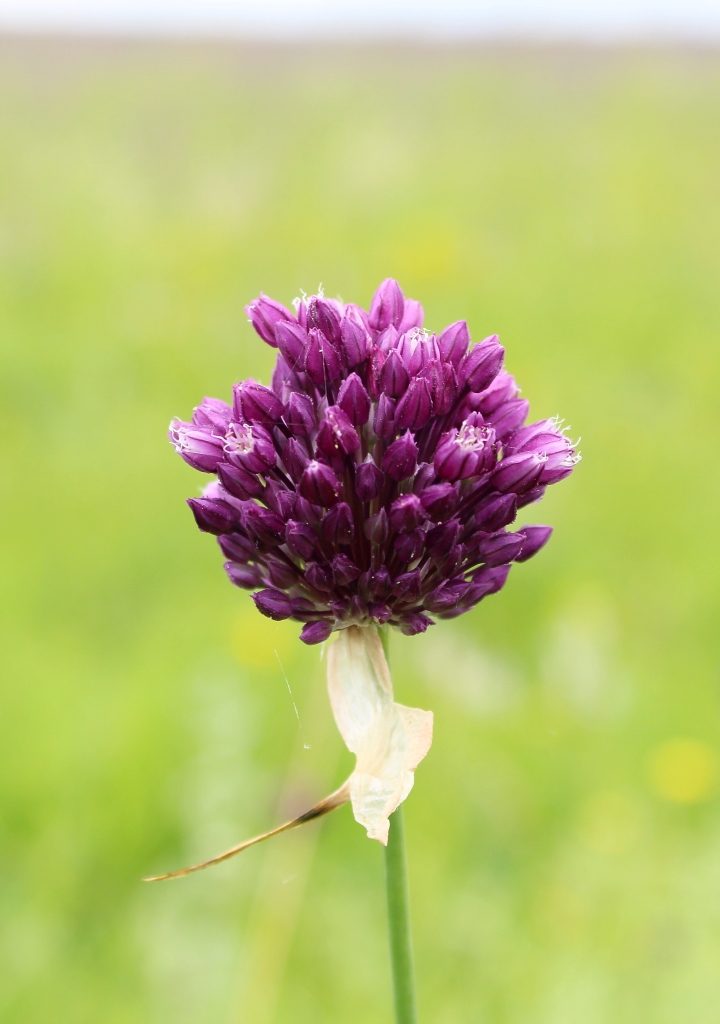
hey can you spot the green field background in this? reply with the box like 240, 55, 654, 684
1, 37, 720, 1023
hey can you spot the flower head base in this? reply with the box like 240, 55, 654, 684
169, 279, 578, 643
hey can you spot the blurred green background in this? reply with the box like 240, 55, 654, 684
1, 35, 720, 1024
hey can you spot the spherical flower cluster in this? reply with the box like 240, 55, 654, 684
169, 279, 578, 644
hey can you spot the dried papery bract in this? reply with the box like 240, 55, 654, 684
327, 625, 433, 844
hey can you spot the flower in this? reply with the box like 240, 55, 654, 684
170, 279, 579, 643
151, 280, 578, 878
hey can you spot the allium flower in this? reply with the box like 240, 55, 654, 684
154, 279, 578, 877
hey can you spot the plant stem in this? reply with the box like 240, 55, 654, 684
379, 626, 418, 1024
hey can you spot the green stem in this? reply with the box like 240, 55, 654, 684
379, 627, 418, 1024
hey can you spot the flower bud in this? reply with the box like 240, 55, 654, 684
299, 460, 342, 506
169, 420, 225, 473
395, 377, 433, 431
478, 530, 525, 566
491, 398, 529, 439
392, 570, 422, 600
275, 320, 308, 369
218, 531, 255, 563
512, 524, 553, 565
424, 579, 471, 613
389, 494, 428, 533
397, 298, 424, 334
458, 335, 504, 392
394, 529, 425, 565
490, 452, 544, 494
355, 459, 384, 501
340, 308, 369, 366
232, 381, 283, 426
363, 508, 389, 545
368, 278, 405, 332
473, 492, 517, 532
305, 561, 334, 592
373, 393, 396, 440
217, 462, 264, 500
242, 505, 285, 547
252, 588, 294, 620
380, 350, 410, 398
285, 519, 317, 561
396, 329, 439, 375
434, 421, 496, 481
463, 564, 511, 604
283, 392, 316, 437
337, 373, 371, 425
331, 554, 361, 585
192, 397, 232, 433
187, 497, 238, 534
359, 565, 392, 600
369, 603, 392, 624
307, 296, 342, 343
265, 555, 299, 590
224, 562, 260, 589
224, 421, 276, 474
382, 431, 418, 481
316, 405, 360, 457
322, 502, 354, 546
516, 486, 545, 509
245, 293, 294, 346
420, 482, 459, 521
304, 328, 341, 386
300, 620, 333, 645
399, 612, 434, 636
420, 360, 456, 416
438, 320, 470, 368
426, 519, 461, 558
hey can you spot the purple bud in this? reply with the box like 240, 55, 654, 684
359, 565, 392, 600
541, 462, 576, 485
291, 596, 318, 619
373, 393, 396, 440
264, 555, 300, 590
472, 492, 517, 532
516, 486, 546, 509
300, 620, 333, 645
245, 293, 294, 347
392, 570, 422, 600
412, 462, 436, 493
395, 378, 433, 431
396, 329, 439, 375
307, 296, 342, 343
394, 529, 425, 565
463, 564, 511, 604
458, 335, 504, 393
490, 452, 544, 494
397, 298, 424, 334
355, 459, 384, 501
242, 505, 285, 547
438, 320, 470, 368
304, 328, 341, 386
380, 350, 410, 398
389, 494, 428, 533
284, 392, 316, 437
376, 325, 399, 355
299, 460, 342, 506
424, 579, 471, 613
434, 421, 497, 481
400, 612, 434, 636
252, 588, 294, 620
515, 525, 553, 562
369, 603, 392, 624
285, 520, 317, 561
192, 397, 232, 433
337, 373, 371, 425
224, 562, 260, 589
169, 420, 225, 473
316, 405, 360, 457
217, 462, 264, 500
420, 483, 459, 521
475, 370, 517, 415
364, 508, 389, 545
187, 497, 238, 535
339, 308, 370, 366
331, 554, 361, 585
420, 360, 456, 416
426, 519, 461, 558
478, 530, 526, 566
224, 421, 276, 474
322, 502, 354, 546
218, 531, 255, 563
275, 320, 308, 369
382, 431, 418, 482
305, 561, 334, 592
232, 381, 284, 426
491, 398, 530, 440
280, 437, 309, 482
368, 278, 405, 332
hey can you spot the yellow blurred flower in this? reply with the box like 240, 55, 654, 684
648, 738, 717, 803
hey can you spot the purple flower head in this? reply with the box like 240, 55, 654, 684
170, 279, 578, 643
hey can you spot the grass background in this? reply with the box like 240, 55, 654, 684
1, 36, 720, 1023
